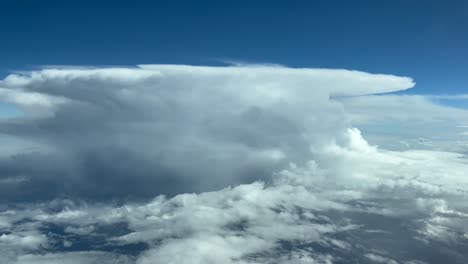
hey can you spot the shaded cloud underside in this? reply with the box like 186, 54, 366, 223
0, 65, 467, 263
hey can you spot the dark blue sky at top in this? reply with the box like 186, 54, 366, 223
0, 0, 467, 95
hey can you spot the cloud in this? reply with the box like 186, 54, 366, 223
428, 94, 468, 100
339, 94, 468, 152
2, 134, 468, 263
11, 252, 133, 264
0, 65, 414, 202
1, 65, 467, 263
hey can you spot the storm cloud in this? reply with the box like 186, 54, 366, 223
1, 65, 467, 263
0, 65, 414, 201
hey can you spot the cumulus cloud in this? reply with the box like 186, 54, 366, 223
0, 65, 467, 263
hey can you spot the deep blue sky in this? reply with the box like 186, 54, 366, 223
1, 0, 467, 95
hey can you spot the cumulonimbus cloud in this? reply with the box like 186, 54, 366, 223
1, 65, 467, 263
0, 65, 414, 201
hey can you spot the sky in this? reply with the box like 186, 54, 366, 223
1, 1, 468, 264
1, 0, 467, 95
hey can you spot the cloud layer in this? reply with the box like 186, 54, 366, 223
0, 65, 467, 263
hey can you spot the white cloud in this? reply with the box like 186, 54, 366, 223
0, 232, 46, 249
0, 65, 467, 263
340, 94, 468, 151
365, 253, 398, 264
0, 65, 414, 201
